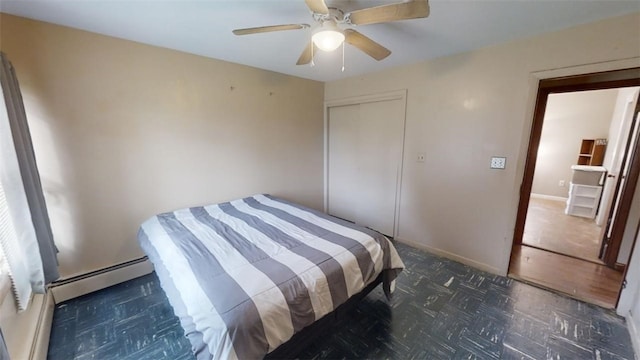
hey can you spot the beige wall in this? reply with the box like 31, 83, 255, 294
0, 9, 638, 358
325, 12, 640, 274
617, 226, 640, 348
0, 14, 325, 278
0, 293, 44, 359
531, 90, 617, 198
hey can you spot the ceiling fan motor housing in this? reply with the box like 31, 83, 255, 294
312, 7, 345, 24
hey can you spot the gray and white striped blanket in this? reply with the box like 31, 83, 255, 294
138, 194, 404, 360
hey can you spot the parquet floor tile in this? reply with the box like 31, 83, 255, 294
47, 242, 635, 359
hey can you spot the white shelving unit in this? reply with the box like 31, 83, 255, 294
565, 182, 603, 219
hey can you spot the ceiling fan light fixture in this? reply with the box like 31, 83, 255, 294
312, 22, 344, 52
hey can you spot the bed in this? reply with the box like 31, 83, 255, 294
138, 194, 404, 359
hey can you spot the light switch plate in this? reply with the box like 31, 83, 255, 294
490, 156, 506, 169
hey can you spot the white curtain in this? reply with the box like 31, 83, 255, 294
0, 52, 59, 311
0, 87, 44, 311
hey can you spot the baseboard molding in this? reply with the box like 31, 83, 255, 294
50, 258, 153, 304
614, 262, 627, 272
627, 311, 640, 360
530, 193, 568, 202
396, 238, 501, 275
30, 291, 54, 360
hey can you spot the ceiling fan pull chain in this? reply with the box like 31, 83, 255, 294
311, 43, 315, 67
341, 41, 345, 72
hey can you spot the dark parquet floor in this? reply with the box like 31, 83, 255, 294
47, 242, 635, 360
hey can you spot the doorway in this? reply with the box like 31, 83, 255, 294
509, 68, 640, 308
522, 88, 639, 264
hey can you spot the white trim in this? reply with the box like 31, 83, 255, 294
323, 89, 408, 238
530, 193, 568, 202
324, 89, 407, 108
31, 291, 54, 360
323, 98, 329, 213
396, 238, 502, 275
626, 311, 640, 360
394, 93, 408, 239
529, 57, 640, 80
50, 260, 153, 303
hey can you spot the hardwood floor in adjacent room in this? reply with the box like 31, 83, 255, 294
523, 197, 603, 263
509, 245, 623, 308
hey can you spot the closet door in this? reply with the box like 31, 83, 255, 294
327, 98, 405, 236
327, 104, 360, 223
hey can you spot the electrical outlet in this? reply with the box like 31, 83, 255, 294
417, 153, 425, 163
559, 180, 565, 187
490, 156, 506, 169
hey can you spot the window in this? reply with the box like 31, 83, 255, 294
0, 53, 59, 310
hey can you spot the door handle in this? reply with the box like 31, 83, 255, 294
607, 174, 616, 178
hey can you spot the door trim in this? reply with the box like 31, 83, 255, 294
324, 89, 408, 238
512, 68, 640, 268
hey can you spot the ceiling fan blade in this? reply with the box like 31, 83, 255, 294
344, 29, 391, 61
296, 41, 318, 65
347, 0, 430, 26
305, 0, 329, 14
233, 24, 310, 36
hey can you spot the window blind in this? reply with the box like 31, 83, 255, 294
0, 173, 22, 306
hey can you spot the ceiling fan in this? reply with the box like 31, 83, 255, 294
232, 0, 430, 65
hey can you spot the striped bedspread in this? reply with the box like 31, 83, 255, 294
138, 194, 404, 360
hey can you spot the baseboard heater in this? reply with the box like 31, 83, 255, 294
49, 256, 153, 304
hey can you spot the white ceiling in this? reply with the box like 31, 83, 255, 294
1, 0, 639, 82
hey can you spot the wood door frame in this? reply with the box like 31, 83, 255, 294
323, 89, 408, 238
512, 68, 640, 268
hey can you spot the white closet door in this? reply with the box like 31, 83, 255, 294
327, 98, 405, 236
356, 99, 404, 236
328, 104, 359, 223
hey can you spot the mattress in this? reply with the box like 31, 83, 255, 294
138, 194, 404, 359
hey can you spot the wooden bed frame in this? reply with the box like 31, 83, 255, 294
265, 273, 383, 359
